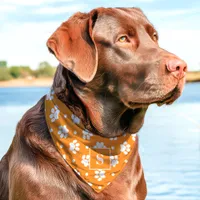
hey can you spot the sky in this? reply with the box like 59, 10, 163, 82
0, 0, 200, 71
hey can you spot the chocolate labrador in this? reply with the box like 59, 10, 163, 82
0, 7, 187, 200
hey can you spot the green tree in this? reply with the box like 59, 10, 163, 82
9, 66, 21, 78
35, 62, 56, 77
19, 66, 33, 78
0, 67, 12, 81
9, 66, 33, 78
0, 61, 7, 68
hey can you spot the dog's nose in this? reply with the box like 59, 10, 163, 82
166, 58, 187, 79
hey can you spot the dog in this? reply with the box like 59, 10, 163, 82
0, 7, 187, 200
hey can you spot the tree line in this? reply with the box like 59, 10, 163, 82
0, 61, 56, 81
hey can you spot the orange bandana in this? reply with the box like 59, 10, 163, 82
45, 90, 136, 193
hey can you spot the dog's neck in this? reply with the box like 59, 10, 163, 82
53, 65, 147, 138
73, 86, 128, 137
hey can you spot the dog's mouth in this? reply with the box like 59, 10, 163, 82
127, 86, 180, 109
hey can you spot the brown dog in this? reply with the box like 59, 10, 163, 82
0, 7, 187, 200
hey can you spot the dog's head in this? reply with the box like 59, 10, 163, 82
47, 7, 187, 137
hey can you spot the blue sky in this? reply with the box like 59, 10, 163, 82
0, 0, 200, 71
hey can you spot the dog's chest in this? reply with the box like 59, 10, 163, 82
92, 180, 136, 200
88, 166, 138, 200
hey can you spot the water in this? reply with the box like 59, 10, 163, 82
0, 83, 200, 199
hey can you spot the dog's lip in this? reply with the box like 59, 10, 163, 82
127, 87, 178, 108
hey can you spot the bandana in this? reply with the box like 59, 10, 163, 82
45, 90, 137, 193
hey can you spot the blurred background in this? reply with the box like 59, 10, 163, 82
0, 0, 199, 199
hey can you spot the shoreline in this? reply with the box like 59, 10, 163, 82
0, 74, 199, 88
0, 78, 53, 88
185, 71, 200, 83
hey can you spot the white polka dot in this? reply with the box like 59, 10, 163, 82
88, 182, 93, 186
124, 159, 128, 163
72, 159, 76, 163
111, 146, 115, 150
60, 144, 64, 148
86, 146, 89, 149
50, 128, 53, 133
64, 114, 67, 118
63, 154, 66, 160
107, 182, 111, 185
111, 173, 115, 176
85, 172, 88, 176
98, 186, 102, 190
74, 131, 77, 135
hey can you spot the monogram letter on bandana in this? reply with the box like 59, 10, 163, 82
45, 90, 137, 192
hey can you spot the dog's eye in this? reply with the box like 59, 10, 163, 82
118, 36, 129, 43
153, 32, 158, 41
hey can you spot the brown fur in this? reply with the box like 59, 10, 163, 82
0, 7, 186, 200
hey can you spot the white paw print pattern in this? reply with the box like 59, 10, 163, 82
46, 90, 55, 101
69, 140, 80, 154
81, 155, 90, 167
71, 114, 80, 124
93, 142, 107, 149
82, 129, 93, 140
110, 155, 119, 167
132, 134, 136, 141
120, 141, 131, 155
50, 106, 60, 122
58, 125, 69, 139
94, 170, 106, 181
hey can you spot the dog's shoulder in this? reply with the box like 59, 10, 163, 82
0, 95, 48, 200
6, 96, 57, 181
0, 151, 9, 200
5, 96, 86, 199
18, 95, 48, 137
6, 95, 51, 164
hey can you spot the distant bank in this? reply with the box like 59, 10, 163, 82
0, 72, 199, 87
186, 71, 200, 82
0, 78, 53, 88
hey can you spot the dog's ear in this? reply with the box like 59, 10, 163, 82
47, 11, 98, 83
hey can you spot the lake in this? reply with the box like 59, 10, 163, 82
0, 83, 200, 200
